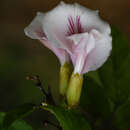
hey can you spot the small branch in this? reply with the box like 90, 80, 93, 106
26, 75, 48, 96
26, 75, 55, 105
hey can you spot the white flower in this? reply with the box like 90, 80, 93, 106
24, 1, 112, 74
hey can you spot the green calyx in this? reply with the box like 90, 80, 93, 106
59, 63, 71, 96
66, 73, 83, 108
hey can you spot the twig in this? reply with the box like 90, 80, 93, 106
26, 75, 55, 105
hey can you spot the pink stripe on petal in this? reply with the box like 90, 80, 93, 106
69, 16, 75, 32
67, 16, 75, 35
76, 16, 83, 33
67, 24, 74, 35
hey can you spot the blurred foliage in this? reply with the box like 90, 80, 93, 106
3, 104, 35, 129
98, 26, 130, 104
0, 40, 59, 129
0, 112, 34, 130
114, 99, 130, 130
41, 104, 91, 130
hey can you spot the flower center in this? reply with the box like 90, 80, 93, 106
67, 16, 83, 36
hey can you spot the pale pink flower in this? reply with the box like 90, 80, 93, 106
24, 2, 112, 74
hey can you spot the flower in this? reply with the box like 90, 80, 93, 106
24, 1, 112, 74
24, 2, 112, 107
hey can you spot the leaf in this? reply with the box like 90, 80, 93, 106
0, 112, 6, 129
98, 26, 130, 104
80, 76, 112, 119
114, 100, 130, 130
9, 119, 34, 130
41, 103, 91, 130
0, 112, 34, 130
97, 58, 117, 102
3, 103, 36, 129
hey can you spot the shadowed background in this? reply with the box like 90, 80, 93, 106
0, 0, 130, 129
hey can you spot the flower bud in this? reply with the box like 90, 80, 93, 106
66, 73, 83, 108
59, 63, 71, 96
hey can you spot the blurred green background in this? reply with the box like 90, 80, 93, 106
0, 0, 130, 129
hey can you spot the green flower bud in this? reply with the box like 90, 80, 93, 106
59, 63, 71, 96
66, 73, 83, 108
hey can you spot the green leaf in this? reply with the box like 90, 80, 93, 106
41, 103, 91, 130
80, 77, 112, 119
98, 26, 130, 103
114, 100, 130, 130
0, 112, 6, 129
0, 112, 34, 130
98, 58, 117, 102
3, 103, 36, 129
9, 119, 34, 130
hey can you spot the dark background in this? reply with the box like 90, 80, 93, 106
0, 0, 130, 129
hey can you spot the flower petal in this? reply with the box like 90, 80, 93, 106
54, 48, 70, 65
82, 30, 112, 74
71, 33, 95, 74
41, 1, 110, 54
24, 12, 56, 56
74, 3, 111, 35
24, 12, 70, 65
41, 2, 77, 53
24, 12, 46, 40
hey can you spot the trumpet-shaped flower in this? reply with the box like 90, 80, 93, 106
24, 1, 112, 74
24, 2, 112, 107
